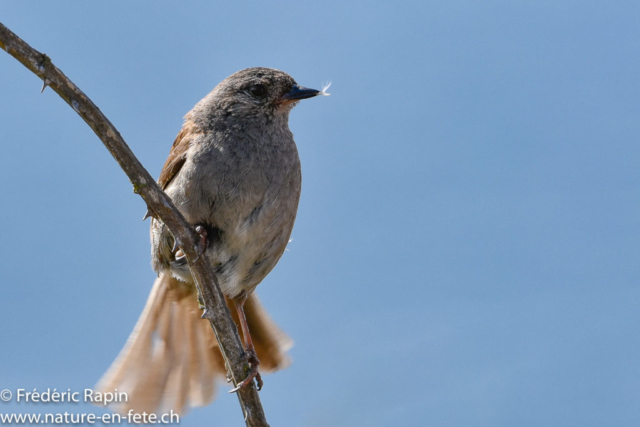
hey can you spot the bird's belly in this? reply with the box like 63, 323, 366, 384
209, 214, 295, 298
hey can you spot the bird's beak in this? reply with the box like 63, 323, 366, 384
280, 84, 322, 102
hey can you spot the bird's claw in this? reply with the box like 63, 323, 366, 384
171, 238, 181, 253
224, 362, 233, 383
172, 237, 187, 261
229, 349, 262, 393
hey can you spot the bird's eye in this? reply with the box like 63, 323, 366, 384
248, 84, 267, 98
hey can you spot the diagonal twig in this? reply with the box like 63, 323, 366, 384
0, 22, 269, 427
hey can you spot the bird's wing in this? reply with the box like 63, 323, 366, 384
157, 120, 202, 190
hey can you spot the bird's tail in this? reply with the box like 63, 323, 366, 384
94, 274, 292, 416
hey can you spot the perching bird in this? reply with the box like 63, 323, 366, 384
96, 67, 326, 415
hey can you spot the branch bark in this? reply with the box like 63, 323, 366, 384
0, 22, 269, 427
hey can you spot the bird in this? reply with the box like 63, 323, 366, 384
95, 67, 326, 415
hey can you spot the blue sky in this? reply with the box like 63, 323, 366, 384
1, 1, 640, 426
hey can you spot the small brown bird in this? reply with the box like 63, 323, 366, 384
96, 67, 326, 415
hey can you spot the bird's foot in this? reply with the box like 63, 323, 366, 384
173, 226, 207, 262
194, 225, 208, 260
229, 349, 263, 393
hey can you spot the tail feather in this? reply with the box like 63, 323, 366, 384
187, 308, 216, 407
95, 274, 291, 415
97, 278, 170, 395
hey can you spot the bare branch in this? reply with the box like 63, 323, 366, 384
0, 22, 269, 427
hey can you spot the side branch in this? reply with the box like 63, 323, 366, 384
0, 23, 268, 427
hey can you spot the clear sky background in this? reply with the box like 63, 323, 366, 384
1, 1, 640, 426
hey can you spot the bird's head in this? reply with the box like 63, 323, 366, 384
193, 67, 327, 125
